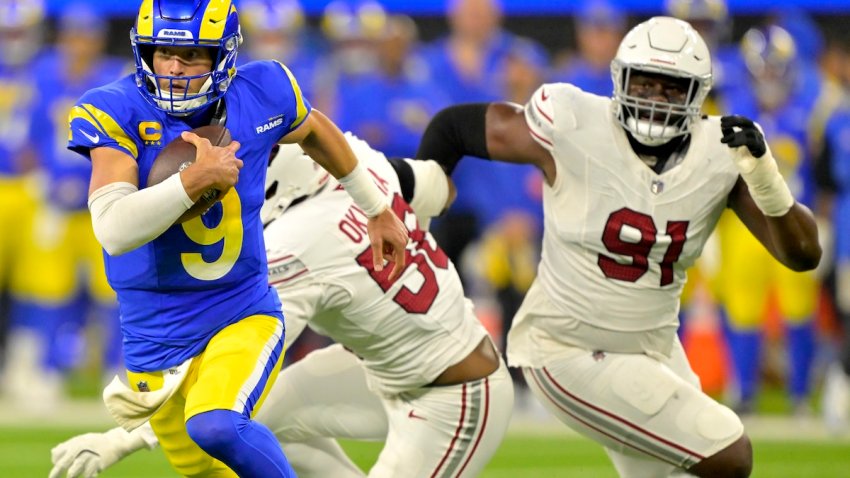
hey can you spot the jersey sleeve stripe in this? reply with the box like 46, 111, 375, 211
68, 105, 105, 140
81, 104, 139, 159
275, 61, 310, 128
535, 101, 554, 125
269, 268, 309, 285
528, 126, 553, 147
199, 0, 232, 40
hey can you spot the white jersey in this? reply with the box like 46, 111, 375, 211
512, 83, 740, 364
265, 136, 487, 395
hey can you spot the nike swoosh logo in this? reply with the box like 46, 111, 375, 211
80, 130, 100, 143
408, 410, 427, 421
541, 89, 549, 101
209, 18, 222, 24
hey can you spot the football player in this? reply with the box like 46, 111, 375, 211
49, 133, 512, 478
714, 25, 835, 415
415, 16, 820, 478
65, 1, 407, 477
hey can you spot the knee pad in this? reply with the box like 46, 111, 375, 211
186, 409, 244, 456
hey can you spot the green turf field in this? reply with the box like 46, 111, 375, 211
4, 424, 849, 478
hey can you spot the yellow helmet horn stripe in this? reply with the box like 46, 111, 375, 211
136, 0, 154, 37
199, 0, 234, 41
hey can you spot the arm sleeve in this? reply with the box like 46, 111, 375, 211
415, 103, 490, 174
88, 174, 194, 256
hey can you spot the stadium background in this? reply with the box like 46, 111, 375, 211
3, 0, 850, 476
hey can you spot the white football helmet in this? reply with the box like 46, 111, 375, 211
261, 143, 331, 226
611, 16, 712, 146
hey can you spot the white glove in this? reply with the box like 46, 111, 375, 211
49, 427, 151, 478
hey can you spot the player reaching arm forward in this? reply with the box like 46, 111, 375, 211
415, 16, 819, 478
66, 1, 405, 477
50, 133, 513, 478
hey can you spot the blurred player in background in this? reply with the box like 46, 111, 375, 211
311, 0, 388, 118
334, 14, 451, 158
714, 24, 834, 415
550, 0, 626, 97
665, 0, 746, 115
416, 16, 821, 477
821, 104, 850, 434
50, 134, 513, 478
65, 0, 407, 476
239, 0, 325, 100
0, 0, 43, 396
4, 3, 127, 408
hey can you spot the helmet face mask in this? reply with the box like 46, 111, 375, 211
261, 144, 331, 226
130, 0, 242, 115
611, 16, 712, 146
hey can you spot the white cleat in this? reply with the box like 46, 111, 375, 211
822, 362, 850, 435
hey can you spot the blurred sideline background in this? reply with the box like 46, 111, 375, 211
3, 0, 850, 475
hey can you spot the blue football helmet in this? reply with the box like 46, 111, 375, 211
130, 0, 242, 115
740, 25, 798, 111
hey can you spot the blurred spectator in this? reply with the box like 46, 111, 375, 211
312, 0, 388, 118
550, 0, 625, 97
3, 2, 126, 409
335, 14, 451, 158
421, 0, 512, 104
0, 0, 44, 396
424, 0, 545, 287
239, 0, 326, 100
502, 37, 549, 104
715, 24, 828, 416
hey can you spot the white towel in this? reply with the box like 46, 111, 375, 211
102, 358, 193, 432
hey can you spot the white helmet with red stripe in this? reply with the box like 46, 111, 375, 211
611, 16, 712, 145
261, 143, 330, 226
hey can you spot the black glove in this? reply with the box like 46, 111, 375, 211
720, 115, 766, 158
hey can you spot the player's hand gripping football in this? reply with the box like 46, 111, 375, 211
180, 130, 243, 195
367, 207, 409, 282
49, 428, 145, 478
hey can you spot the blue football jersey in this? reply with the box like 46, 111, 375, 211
67, 60, 311, 371
827, 108, 850, 262
0, 63, 38, 176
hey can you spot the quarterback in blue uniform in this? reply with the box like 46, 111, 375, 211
66, 1, 408, 477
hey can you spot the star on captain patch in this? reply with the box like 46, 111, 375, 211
651, 180, 664, 195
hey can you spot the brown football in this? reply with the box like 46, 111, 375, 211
147, 124, 232, 224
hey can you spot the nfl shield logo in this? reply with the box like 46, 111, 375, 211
651, 180, 664, 195
137, 380, 150, 392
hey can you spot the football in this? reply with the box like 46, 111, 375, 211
147, 124, 233, 223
